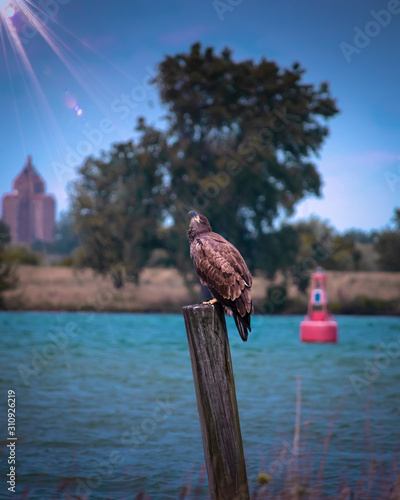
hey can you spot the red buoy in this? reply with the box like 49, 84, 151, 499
300, 268, 338, 343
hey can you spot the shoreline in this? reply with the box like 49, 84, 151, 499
1, 310, 399, 316
2, 265, 400, 316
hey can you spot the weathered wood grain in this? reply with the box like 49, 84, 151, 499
183, 303, 249, 500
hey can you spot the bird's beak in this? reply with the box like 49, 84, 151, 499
188, 210, 198, 218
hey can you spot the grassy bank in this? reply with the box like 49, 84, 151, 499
1, 266, 400, 314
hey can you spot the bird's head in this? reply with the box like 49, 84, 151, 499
187, 211, 212, 243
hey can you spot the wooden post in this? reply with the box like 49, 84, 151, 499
183, 303, 250, 500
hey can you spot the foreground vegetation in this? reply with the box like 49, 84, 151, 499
19, 460, 400, 500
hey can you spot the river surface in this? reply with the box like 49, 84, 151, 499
0, 312, 399, 499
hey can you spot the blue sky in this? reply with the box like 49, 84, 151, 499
0, 0, 399, 231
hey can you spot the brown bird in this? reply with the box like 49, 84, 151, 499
187, 211, 253, 341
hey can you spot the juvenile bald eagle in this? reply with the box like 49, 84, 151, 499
187, 211, 253, 341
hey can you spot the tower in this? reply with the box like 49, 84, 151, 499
1, 156, 56, 244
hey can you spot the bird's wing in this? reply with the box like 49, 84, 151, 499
191, 232, 252, 315
209, 232, 252, 287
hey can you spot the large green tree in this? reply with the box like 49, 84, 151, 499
69, 122, 169, 286
152, 42, 339, 272
70, 43, 339, 291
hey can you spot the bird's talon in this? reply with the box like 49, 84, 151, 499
202, 298, 218, 305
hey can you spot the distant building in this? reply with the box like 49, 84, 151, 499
1, 156, 56, 244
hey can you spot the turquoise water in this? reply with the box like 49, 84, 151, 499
0, 312, 399, 499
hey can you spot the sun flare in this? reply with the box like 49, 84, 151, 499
0, 0, 131, 163
0, 0, 10, 11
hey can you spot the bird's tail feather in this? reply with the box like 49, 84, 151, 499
233, 312, 250, 342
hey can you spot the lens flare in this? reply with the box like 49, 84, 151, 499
63, 90, 77, 110
0, 0, 133, 160
0, 0, 9, 9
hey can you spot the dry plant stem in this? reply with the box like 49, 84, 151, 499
314, 383, 350, 499
293, 376, 302, 487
